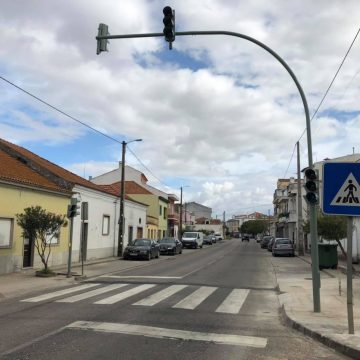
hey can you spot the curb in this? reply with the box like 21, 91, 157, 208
280, 305, 360, 359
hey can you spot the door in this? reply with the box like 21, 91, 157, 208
80, 222, 88, 262
128, 226, 133, 245
137, 227, 143, 238
23, 237, 34, 268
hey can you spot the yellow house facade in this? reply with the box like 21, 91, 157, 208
0, 149, 71, 274
122, 181, 168, 240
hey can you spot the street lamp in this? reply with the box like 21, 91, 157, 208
179, 185, 190, 240
118, 138, 142, 257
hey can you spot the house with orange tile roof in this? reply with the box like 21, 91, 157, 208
91, 163, 175, 238
0, 148, 72, 274
0, 138, 147, 269
97, 181, 168, 240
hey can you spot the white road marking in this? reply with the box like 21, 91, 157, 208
133, 285, 188, 306
98, 275, 182, 279
56, 284, 129, 303
215, 289, 250, 314
21, 284, 99, 303
94, 284, 156, 305
67, 321, 267, 348
173, 286, 217, 310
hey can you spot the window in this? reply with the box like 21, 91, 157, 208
163, 207, 167, 219
159, 205, 162, 215
102, 215, 110, 235
45, 228, 60, 245
0, 218, 13, 248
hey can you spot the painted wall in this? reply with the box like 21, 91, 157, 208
0, 182, 70, 274
71, 186, 147, 261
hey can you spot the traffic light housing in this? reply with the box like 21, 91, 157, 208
163, 6, 175, 48
96, 23, 109, 55
304, 168, 319, 204
67, 198, 80, 218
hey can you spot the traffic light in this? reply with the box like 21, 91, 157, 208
304, 168, 319, 204
96, 23, 109, 55
163, 6, 175, 48
67, 198, 80, 218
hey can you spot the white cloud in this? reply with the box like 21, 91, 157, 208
0, 0, 360, 216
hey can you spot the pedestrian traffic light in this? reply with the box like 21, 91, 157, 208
163, 6, 175, 48
96, 23, 110, 55
304, 168, 319, 204
67, 198, 80, 218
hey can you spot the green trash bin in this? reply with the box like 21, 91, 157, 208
318, 243, 338, 269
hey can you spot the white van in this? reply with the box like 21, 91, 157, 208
181, 231, 204, 249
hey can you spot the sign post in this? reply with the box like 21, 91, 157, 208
323, 162, 359, 334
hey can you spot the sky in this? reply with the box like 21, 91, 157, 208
1, 0, 360, 219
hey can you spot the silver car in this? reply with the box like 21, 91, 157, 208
272, 238, 295, 257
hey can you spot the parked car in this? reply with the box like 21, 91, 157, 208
267, 237, 275, 252
232, 232, 240, 238
203, 235, 214, 245
210, 235, 217, 243
123, 238, 160, 260
214, 232, 223, 241
158, 237, 182, 255
272, 238, 295, 257
261, 236, 273, 249
242, 235, 250, 242
182, 231, 204, 249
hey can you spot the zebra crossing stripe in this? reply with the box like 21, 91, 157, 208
94, 284, 156, 305
172, 286, 217, 310
56, 284, 129, 303
67, 321, 267, 348
21, 284, 99, 303
215, 289, 250, 314
133, 285, 188, 306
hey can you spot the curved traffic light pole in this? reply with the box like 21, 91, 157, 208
96, 29, 321, 312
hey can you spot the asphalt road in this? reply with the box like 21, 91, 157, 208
0, 240, 349, 360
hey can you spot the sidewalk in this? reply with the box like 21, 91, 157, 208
275, 253, 360, 359
0, 256, 166, 300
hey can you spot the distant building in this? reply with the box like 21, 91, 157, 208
184, 202, 212, 220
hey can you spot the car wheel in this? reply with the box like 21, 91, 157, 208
147, 251, 151, 261
195, 243, 198, 249
179, 249, 182, 254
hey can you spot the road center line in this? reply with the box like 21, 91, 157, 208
66, 321, 267, 348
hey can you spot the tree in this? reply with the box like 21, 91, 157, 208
241, 220, 267, 236
16, 206, 67, 274
303, 212, 347, 258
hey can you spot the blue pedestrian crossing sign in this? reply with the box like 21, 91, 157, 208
323, 162, 360, 216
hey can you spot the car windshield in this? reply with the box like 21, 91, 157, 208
183, 232, 197, 238
276, 239, 291, 244
159, 238, 175, 244
133, 239, 151, 246
263, 236, 271, 240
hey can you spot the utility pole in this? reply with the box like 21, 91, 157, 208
297, 141, 304, 255
179, 187, 183, 240
223, 211, 226, 239
118, 141, 126, 257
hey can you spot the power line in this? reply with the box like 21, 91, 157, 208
298, 26, 360, 142
284, 26, 360, 177
0, 76, 123, 145
283, 143, 296, 178
127, 146, 171, 189
0, 75, 170, 187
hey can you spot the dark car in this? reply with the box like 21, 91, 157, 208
242, 235, 250, 242
203, 235, 214, 245
272, 238, 295, 257
158, 237, 182, 255
123, 238, 160, 260
261, 236, 273, 249
267, 237, 275, 252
